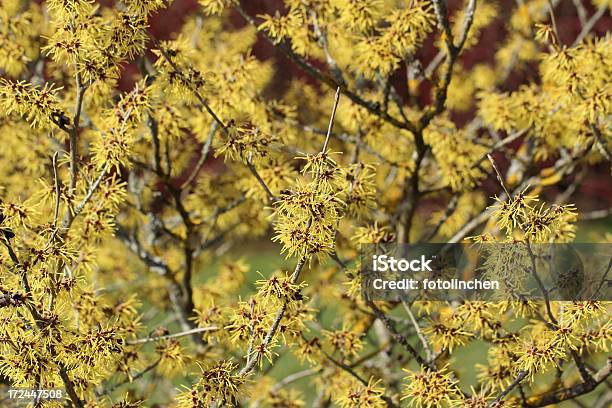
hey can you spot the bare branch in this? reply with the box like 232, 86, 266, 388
419, 194, 459, 243
489, 370, 527, 407
401, 299, 433, 361
579, 207, 612, 221
247, 153, 277, 203
72, 164, 110, 219
591, 124, 612, 167
487, 154, 511, 198
51, 152, 61, 228
365, 299, 433, 370
573, 6, 607, 46
572, 0, 587, 27
157, 45, 228, 134
527, 360, 611, 407
127, 327, 219, 345
420, 0, 477, 128
547, 1, 561, 45
322, 87, 341, 154
69, 72, 87, 193
271, 367, 320, 392
181, 121, 218, 190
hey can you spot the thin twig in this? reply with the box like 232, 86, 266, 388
525, 240, 557, 325
547, 0, 561, 44
401, 299, 433, 361
245, 299, 257, 367
420, 0, 476, 128
487, 154, 511, 198
573, 6, 607, 46
527, 360, 611, 407
247, 153, 277, 203
181, 121, 218, 190
590, 124, 612, 166
69, 73, 87, 193
156, 42, 280, 205
420, 194, 459, 243
311, 11, 344, 84
488, 370, 527, 407
127, 326, 219, 345
72, 164, 110, 218
157, 45, 228, 133
572, 0, 587, 27
579, 207, 612, 221
51, 152, 61, 228
101, 358, 162, 396
366, 299, 433, 370
322, 87, 341, 153
271, 367, 320, 392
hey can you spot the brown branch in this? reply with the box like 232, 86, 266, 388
432, 0, 455, 51
321, 349, 397, 408
488, 370, 528, 407
148, 113, 164, 176
365, 299, 433, 370
394, 0, 477, 244
69, 72, 87, 193
180, 121, 218, 190
101, 358, 162, 397
591, 124, 612, 166
419, 0, 477, 129
51, 152, 61, 229
246, 154, 277, 203
394, 136, 427, 243
419, 194, 459, 243
156, 42, 280, 205
526, 360, 611, 407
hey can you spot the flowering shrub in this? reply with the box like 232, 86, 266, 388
0, 0, 610, 407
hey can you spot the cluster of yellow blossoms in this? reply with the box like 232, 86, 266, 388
0, 0, 610, 407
